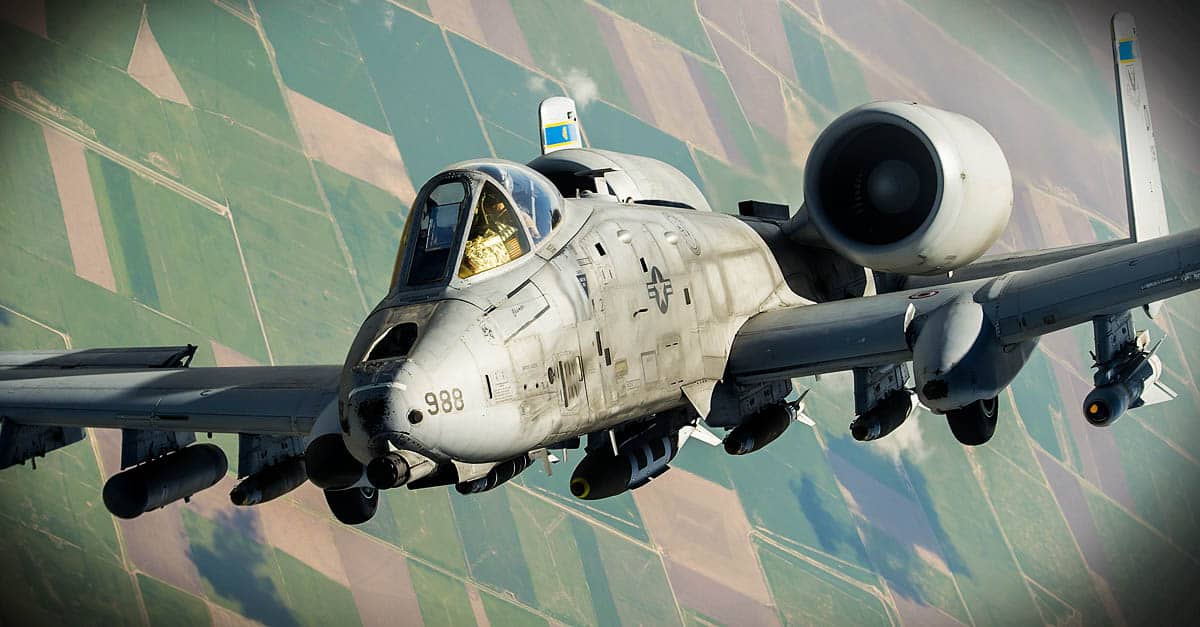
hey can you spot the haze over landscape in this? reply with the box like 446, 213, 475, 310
1, 0, 1199, 625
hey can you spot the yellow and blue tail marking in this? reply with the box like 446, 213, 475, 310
543, 121, 578, 149
1118, 38, 1136, 64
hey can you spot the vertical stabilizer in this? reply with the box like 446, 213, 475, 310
539, 96, 583, 154
1112, 12, 1169, 316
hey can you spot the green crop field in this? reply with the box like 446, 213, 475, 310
509, 489, 596, 625
592, 523, 680, 626
758, 540, 893, 626
407, 561, 476, 627
137, 574, 210, 627
363, 485, 469, 577
451, 487, 538, 606
480, 588, 550, 627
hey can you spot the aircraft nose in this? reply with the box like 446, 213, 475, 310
339, 354, 415, 460
345, 383, 413, 456
349, 385, 395, 436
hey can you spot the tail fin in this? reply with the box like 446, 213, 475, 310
538, 96, 583, 154
1112, 12, 1170, 316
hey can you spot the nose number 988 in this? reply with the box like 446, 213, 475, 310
424, 388, 465, 415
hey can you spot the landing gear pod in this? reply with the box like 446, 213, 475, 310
102, 443, 228, 519
323, 486, 378, 525
304, 433, 363, 490
945, 397, 999, 445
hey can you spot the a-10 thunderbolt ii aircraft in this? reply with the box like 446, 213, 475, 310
0, 14, 1197, 524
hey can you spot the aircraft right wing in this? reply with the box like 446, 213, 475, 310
0, 346, 339, 470
0, 345, 342, 517
727, 228, 1200, 383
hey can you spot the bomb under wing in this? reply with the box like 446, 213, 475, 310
230, 456, 307, 507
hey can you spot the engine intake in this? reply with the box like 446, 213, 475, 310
803, 102, 1012, 275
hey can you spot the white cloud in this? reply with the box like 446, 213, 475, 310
383, 5, 394, 31
811, 371, 853, 394
801, 372, 929, 464
563, 68, 598, 108
526, 75, 549, 94
865, 411, 930, 464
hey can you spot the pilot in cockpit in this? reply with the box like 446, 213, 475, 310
397, 160, 563, 286
459, 182, 526, 278
472, 163, 559, 243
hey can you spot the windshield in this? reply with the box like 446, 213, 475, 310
389, 209, 414, 288
455, 161, 562, 245
405, 180, 469, 286
458, 181, 530, 279
392, 167, 554, 290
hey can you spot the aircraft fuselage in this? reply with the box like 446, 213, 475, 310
340, 198, 797, 472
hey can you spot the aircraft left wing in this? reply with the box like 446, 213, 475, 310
0, 348, 338, 438
728, 228, 1200, 383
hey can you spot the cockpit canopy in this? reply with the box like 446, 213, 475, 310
391, 160, 564, 290
457, 160, 563, 245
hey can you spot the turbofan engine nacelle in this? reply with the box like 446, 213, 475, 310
803, 102, 1012, 275
102, 443, 228, 519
